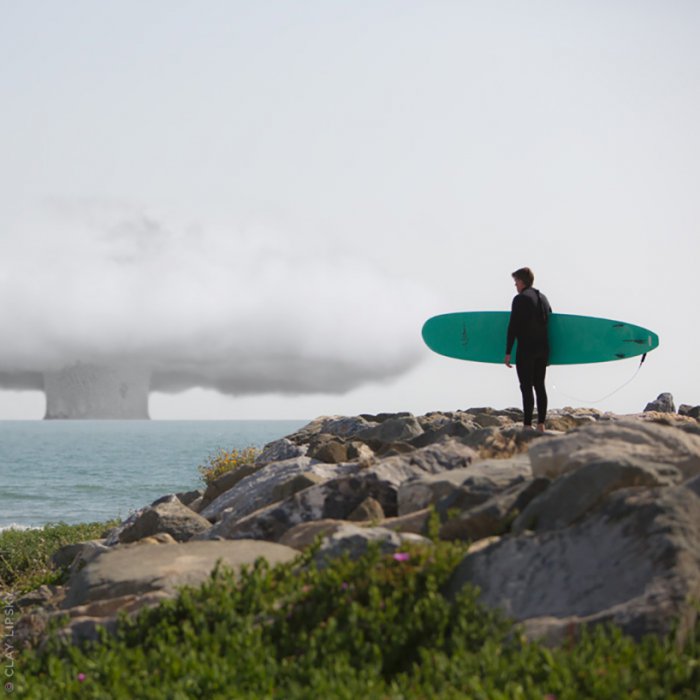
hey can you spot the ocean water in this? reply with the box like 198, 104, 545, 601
0, 420, 307, 531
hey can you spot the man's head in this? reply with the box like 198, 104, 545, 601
512, 267, 534, 293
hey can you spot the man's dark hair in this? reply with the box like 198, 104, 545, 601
512, 267, 534, 287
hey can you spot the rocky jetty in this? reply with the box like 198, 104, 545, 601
15, 397, 700, 649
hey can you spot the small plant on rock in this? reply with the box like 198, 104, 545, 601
197, 447, 261, 486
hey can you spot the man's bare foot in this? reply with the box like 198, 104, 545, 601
536, 423, 546, 433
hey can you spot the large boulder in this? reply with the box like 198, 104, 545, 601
461, 426, 545, 458
201, 464, 260, 506
63, 539, 299, 609
51, 539, 110, 572
446, 478, 700, 645
410, 413, 480, 448
255, 438, 308, 465
287, 415, 378, 443
644, 392, 676, 413
528, 419, 700, 480
199, 456, 358, 523
116, 498, 212, 543
347, 496, 385, 522
513, 456, 682, 534
439, 478, 550, 542
313, 524, 430, 568
679, 404, 700, 420
278, 520, 348, 550
398, 453, 532, 516
369, 438, 478, 483
356, 414, 425, 444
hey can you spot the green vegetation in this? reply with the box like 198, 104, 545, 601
197, 446, 261, 486
13, 540, 700, 699
0, 521, 118, 594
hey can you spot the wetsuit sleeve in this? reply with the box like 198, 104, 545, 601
506, 295, 526, 354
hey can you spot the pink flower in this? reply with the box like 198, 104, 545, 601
77, 673, 86, 682
392, 552, 410, 562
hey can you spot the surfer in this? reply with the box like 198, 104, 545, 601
505, 267, 552, 432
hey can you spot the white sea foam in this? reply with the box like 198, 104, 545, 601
0, 523, 39, 533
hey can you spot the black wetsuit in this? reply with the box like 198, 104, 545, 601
506, 287, 552, 426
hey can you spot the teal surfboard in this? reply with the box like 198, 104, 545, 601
422, 312, 659, 365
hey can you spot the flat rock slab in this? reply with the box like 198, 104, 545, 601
398, 454, 532, 516
447, 480, 700, 645
513, 456, 682, 534
529, 419, 700, 480
64, 540, 299, 608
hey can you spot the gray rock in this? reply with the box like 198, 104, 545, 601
470, 412, 514, 429
150, 493, 180, 507
270, 472, 327, 502
278, 520, 348, 550
379, 509, 432, 536
410, 414, 480, 448
360, 411, 412, 423
17, 584, 63, 610
289, 415, 378, 443
528, 419, 700, 480
63, 540, 299, 608
255, 438, 308, 465
314, 524, 430, 567
678, 404, 700, 420
202, 464, 260, 506
306, 436, 350, 463
207, 473, 401, 541
187, 496, 205, 514
398, 453, 531, 516
356, 414, 425, 444
347, 497, 385, 522
417, 412, 453, 432
51, 539, 110, 572
644, 392, 676, 413
118, 499, 212, 543
321, 415, 380, 438
175, 489, 204, 508
369, 439, 478, 486
514, 456, 682, 534
544, 408, 603, 432
58, 616, 119, 645
685, 473, 700, 497
440, 478, 550, 542
200, 456, 357, 523
446, 481, 700, 645
459, 426, 545, 458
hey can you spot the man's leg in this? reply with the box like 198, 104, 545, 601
516, 357, 535, 427
534, 356, 548, 430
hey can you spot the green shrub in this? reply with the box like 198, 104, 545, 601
197, 447, 261, 486
0, 520, 118, 594
13, 539, 700, 699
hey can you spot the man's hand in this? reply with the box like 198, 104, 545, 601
505, 354, 512, 368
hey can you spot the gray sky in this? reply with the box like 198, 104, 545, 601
1, 1, 698, 419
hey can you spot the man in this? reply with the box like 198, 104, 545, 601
505, 267, 552, 432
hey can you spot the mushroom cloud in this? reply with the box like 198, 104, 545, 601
0, 203, 436, 418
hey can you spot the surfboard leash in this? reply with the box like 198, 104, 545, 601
551, 353, 648, 405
